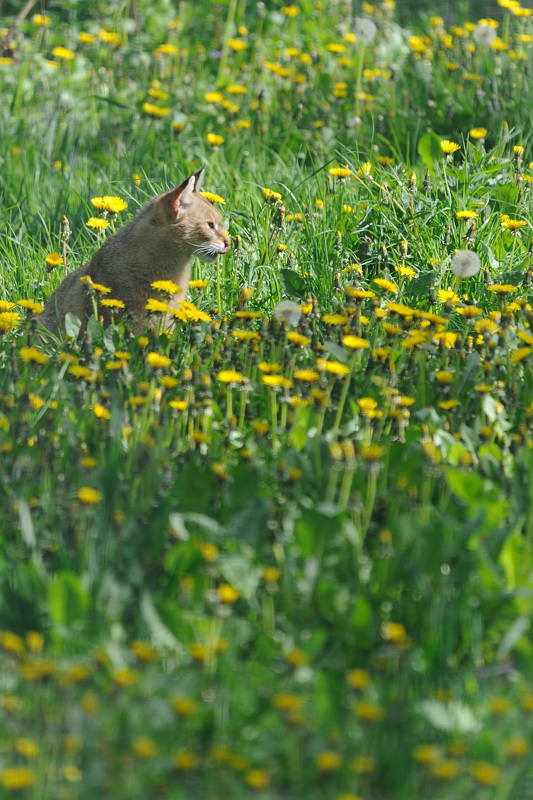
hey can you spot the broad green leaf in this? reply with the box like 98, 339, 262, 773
279, 268, 307, 299
417, 131, 443, 171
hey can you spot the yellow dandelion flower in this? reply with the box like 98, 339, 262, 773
361, 443, 386, 460
172, 697, 197, 715
227, 38, 247, 51
470, 761, 500, 785
105, 196, 127, 213
86, 217, 110, 230
244, 769, 270, 789
286, 331, 310, 346
78, 487, 102, 504
470, 127, 487, 138
487, 284, 518, 293
93, 404, 111, 419
347, 668, 371, 690
52, 46, 75, 60
132, 738, 157, 758
218, 583, 240, 603
293, 369, 319, 381
142, 103, 171, 118
151, 279, 180, 294
355, 700, 384, 721
263, 187, 283, 202
46, 252, 63, 267
412, 744, 441, 763
100, 298, 125, 309
505, 737, 530, 758
33, 14, 51, 26
316, 751, 342, 771
207, 133, 224, 147
199, 191, 226, 204
174, 752, 201, 770
501, 218, 527, 232
0, 311, 22, 331
0, 767, 37, 790
19, 347, 49, 364
147, 352, 172, 369
15, 738, 39, 758
319, 360, 350, 376
342, 335, 370, 349
329, 167, 352, 178
262, 374, 284, 388
440, 139, 461, 155
439, 399, 460, 409
431, 759, 462, 780
145, 298, 170, 313
217, 370, 247, 383
511, 347, 532, 363
373, 278, 398, 293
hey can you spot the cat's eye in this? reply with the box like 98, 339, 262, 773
207, 222, 215, 229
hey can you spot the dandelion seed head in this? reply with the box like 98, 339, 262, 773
274, 300, 301, 327
450, 250, 481, 277
354, 17, 378, 45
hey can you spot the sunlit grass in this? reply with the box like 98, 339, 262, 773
2, 1, 533, 798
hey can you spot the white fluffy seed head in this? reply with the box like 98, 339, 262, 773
450, 250, 481, 278
472, 24, 497, 46
354, 17, 378, 45
273, 300, 302, 327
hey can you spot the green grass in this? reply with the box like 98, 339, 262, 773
2, 1, 533, 798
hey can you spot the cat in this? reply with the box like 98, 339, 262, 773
39, 167, 230, 336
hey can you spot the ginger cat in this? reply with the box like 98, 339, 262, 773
39, 167, 230, 336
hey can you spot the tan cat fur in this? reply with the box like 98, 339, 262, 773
39, 168, 230, 336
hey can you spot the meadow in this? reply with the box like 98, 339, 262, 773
2, 0, 533, 797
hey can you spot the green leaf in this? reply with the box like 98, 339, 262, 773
92, 95, 134, 111
446, 468, 484, 502
417, 131, 443, 171
492, 182, 519, 217
416, 700, 479, 733
280, 268, 307, 299
48, 572, 89, 627
219, 553, 262, 600
64, 312, 82, 340
323, 340, 348, 363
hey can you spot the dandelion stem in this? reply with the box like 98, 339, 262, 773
226, 387, 233, 423
361, 465, 378, 543
338, 465, 355, 511
354, 43, 366, 120
334, 353, 357, 430
509, 233, 518, 272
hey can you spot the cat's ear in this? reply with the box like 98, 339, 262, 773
192, 166, 205, 192
158, 173, 198, 217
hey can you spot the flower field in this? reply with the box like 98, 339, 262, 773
3, 1, 533, 797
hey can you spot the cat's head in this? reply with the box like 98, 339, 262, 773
155, 168, 230, 262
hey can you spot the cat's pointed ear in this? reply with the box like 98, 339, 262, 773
192, 166, 205, 192
159, 173, 198, 217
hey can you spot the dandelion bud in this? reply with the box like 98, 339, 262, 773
61, 215, 71, 242
274, 203, 285, 228
423, 168, 431, 192
409, 171, 417, 190
444, 225, 451, 246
